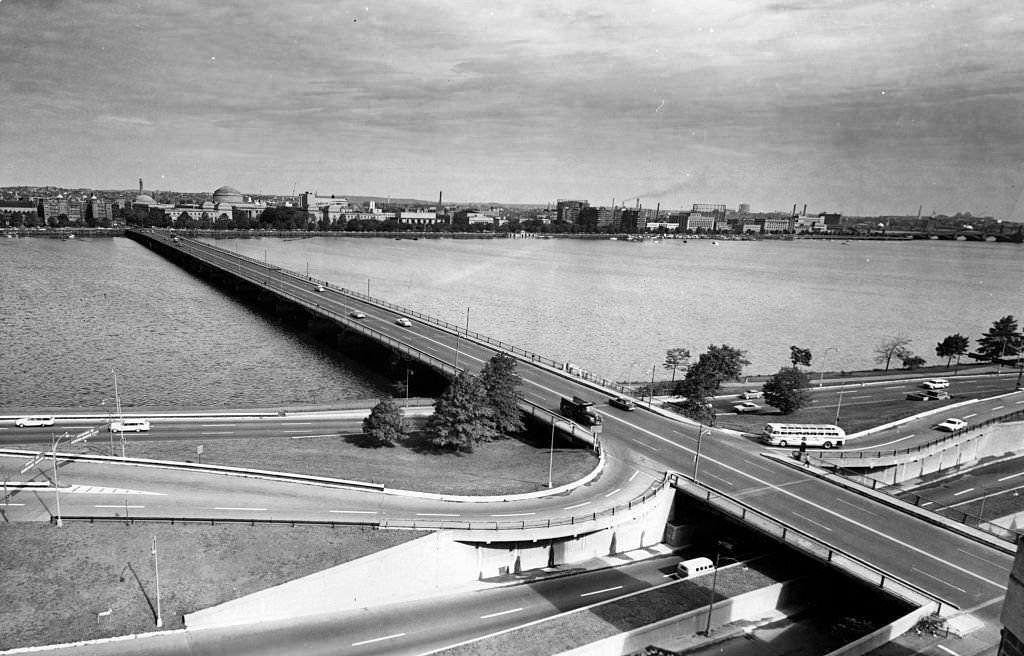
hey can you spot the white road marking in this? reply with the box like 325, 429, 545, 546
351, 633, 406, 647
632, 438, 658, 451
1, 502, 25, 506
491, 512, 536, 517
791, 511, 833, 532
849, 433, 917, 450
883, 385, 905, 390
214, 507, 266, 511
65, 485, 164, 496
283, 429, 315, 434
952, 488, 974, 496
834, 497, 874, 516
604, 488, 622, 498
998, 472, 1024, 482
991, 405, 1005, 411
704, 472, 735, 487
957, 548, 1007, 569
741, 458, 775, 473
415, 513, 459, 517
963, 413, 977, 419
200, 424, 236, 427
629, 470, 639, 482
936, 645, 959, 656
1016, 400, 1024, 405
96, 504, 144, 509
281, 422, 315, 425
329, 510, 376, 514
581, 585, 623, 597
200, 431, 234, 435
920, 500, 934, 507
912, 567, 967, 593
564, 502, 590, 510
480, 607, 523, 619
850, 395, 873, 399
289, 434, 339, 440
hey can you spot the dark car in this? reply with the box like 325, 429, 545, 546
608, 396, 635, 411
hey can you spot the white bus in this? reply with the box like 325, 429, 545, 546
761, 423, 846, 449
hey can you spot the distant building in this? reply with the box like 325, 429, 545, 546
738, 203, 751, 214
299, 191, 349, 225
556, 199, 589, 224
762, 216, 794, 233
398, 210, 443, 226
1000, 537, 1024, 655
0, 200, 39, 226
147, 185, 266, 225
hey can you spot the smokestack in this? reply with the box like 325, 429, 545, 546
802, 204, 807, 216
655, 202, 660, 220
792, 204, 797, 217
439, 190, 442, 209
139, 178, 143, 194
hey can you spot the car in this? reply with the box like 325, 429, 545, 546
15, 416, 55, 428
314, 285, 325, 292
906, 390, 950, 401
935, 417, 967, 432
608, 396, 635, 411
739, 389, 763, 400
921, 378, 950, 390
732, 401, 761, 413
395, 317, 412, 327
349, 311, 366, 319
108, 418, 151, 432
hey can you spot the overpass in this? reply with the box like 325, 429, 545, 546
125, 229, 1014, 618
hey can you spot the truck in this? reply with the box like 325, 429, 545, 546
560, 396, 603, 426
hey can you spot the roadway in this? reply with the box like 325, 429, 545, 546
139, 232, 1015, 610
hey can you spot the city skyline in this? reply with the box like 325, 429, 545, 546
2, 1, 1023, 217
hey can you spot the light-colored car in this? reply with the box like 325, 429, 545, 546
935, 417, 967, 432
349, 311, 366, 319
109, 419, 151, 432
395, 317, 412, 327
732, 401, 761, 413
15, 415, 55, 428
921, 378, 950, 390
739, 389, 763, 400
314, 285, 325, 292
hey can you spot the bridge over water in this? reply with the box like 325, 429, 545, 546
126, 228, 1014, 618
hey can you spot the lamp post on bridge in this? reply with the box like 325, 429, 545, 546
453, 306, 470, 374
692, 424, 706, 483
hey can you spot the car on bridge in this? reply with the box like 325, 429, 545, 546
921, 378, 950, 390
935, 417, 967, 432
314, 285, 325, 292
608, 396, 635, 411
15, 415, 55, 428
349, 311, 366, 319
732, 401, 761, 413
395, 317, 413, 327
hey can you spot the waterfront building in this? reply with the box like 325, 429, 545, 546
763, 216, 795, 233
0, 200, 39, 226
87, 197, 114, 225
145, 185, 266, 226
299, 191, 350, 225
556, 199, 589, 225
398, 210, 444, 226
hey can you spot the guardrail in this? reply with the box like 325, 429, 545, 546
671, 474, 954, 613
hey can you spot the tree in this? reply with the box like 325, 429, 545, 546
900, 353, 926, 369
479, 353, 524, 435
674, 344, 749, 421
425, 372, 496, 452
677, 396, 715, 425
663, 348, 691, 382
873, 335, 912, 372
763, 367, 812, 414
977, 315, 1022, 361
935, 334, 969, 370
361, 397, 406, 446
789, 346, 812, 368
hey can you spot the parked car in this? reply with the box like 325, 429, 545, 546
732, 401, 761, 413
608, 396, 635, 411
739, 389, 763, 400
921, 378, 950, 390
935, 417, 967, 432
15, 415, 55, 428
395, 317, 412, 327
349, 311, 366, 319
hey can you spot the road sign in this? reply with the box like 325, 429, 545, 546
19, 453, 46, 475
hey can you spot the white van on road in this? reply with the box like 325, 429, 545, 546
921, 378, 950, 390
109, 419, 151, 432
676, 556, 716, 578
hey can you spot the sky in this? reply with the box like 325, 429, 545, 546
2, 0, 1023, 217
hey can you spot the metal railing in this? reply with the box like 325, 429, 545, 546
671, 474, 955, 614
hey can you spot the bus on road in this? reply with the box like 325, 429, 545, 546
761, 423, 846, 449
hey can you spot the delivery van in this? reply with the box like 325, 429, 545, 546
676, 556, 715, 578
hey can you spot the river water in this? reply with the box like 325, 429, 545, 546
1, 235, 1020, 408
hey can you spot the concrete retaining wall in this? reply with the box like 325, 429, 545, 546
823, 603, 937, 656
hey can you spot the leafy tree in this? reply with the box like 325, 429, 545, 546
676, 396, 715, 425
789, 346, 812, 368
674, 344, 749, 421
663, 348, 691, 382
479, 353, 524, 435
977, 315, 1022, 360
900, 353, 926, 369
425, 372, 496, 452
873, 335, 912, 372
763, 367, 811, 414
935, 334, 969, 370
361, 397, 406, 446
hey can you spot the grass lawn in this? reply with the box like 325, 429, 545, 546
0, 523, 425, 651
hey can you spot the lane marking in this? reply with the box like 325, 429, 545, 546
480, 607, 523, 619
704, 472, 735, 487
883, 385, 905, 390
0, 503, 25, 506
604, 488, 622, 498
491, 512, 536, 517
415, 513, 460, 517
850, 395, 873, 400
963, 413, 977, 419
200, 424, 237, 427
998, 472, 1024, 482
564, 502, 590, 510
791, 511, 833, 532
351, 633, 406, 647
581, 585, 623, 598
629, 470, 639, 482
952, 488, 974, 497
912, 567, 967, 594
1016, 400, 1024, 405
920, 500, 934, 507
849, 433, 917, 450
834, 496, 874, 516
281, 422, 315, 425
200, 431, 235, 435
631, 438, 658, 451
214, 507, 266, 511
283, 429, 316, 434
329, 510, 376, 514
957, 548, 1007, 569
937, 645, 959, 656
991, 405, 1005, 411
96, 504, 144, 509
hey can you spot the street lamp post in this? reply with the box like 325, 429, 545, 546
692, 424, 705, 482
819, 347, 838, 387
834, 389, 845, 425
548, 420, 556, 489
49, 428, 95, 528
649, 364, 656, 405
454, 307, 469, 374
405, 369, 413, 409
113, 369, 125, 459
151, 536, 163, 628
701, 550, 738, 636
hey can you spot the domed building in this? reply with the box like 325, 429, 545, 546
140, 181, 267, 227
212, 185, 244, 205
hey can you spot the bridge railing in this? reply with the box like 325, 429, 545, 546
157, 231, 636, 397
671, 474, 954, 613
